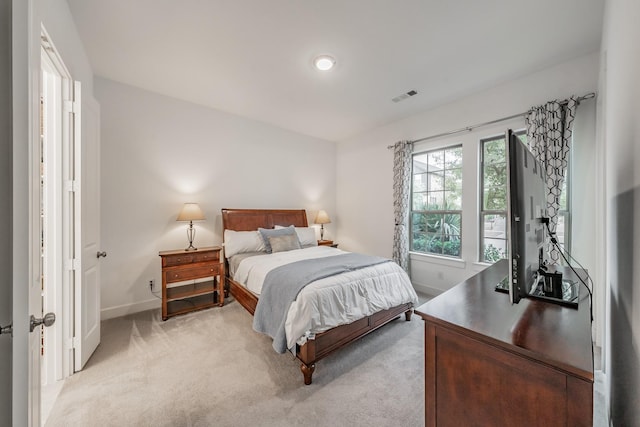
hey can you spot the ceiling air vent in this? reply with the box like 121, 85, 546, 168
392, 90, 418, 103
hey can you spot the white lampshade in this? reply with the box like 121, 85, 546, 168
315, 210, 331, 225
176, 203, 205, 222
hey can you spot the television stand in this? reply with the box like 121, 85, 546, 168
416, 259, 593, 426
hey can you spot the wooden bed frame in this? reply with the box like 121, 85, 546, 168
221, 208, 413, 385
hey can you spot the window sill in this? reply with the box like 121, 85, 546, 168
409, 252, 467, 269
471, 261, 494, 272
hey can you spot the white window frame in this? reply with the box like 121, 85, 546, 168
410, 145, 463, 258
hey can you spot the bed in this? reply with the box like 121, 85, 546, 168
221, 208, 418, 385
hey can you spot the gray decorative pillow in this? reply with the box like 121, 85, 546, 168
258, 225, 298, 253
268, 234, 302, 253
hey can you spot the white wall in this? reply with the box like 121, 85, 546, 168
96, 77, 337, 319
336, 52, 600, 295
600, 0, 640, 424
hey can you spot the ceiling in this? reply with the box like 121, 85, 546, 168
66, 0, 605, 142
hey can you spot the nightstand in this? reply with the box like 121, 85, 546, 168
159, 246, 224, 320
318, 240, 338, 248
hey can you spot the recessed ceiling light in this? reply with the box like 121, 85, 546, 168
314, 55, 336, 71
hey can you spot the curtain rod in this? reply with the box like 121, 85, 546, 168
387, 92, 596, 149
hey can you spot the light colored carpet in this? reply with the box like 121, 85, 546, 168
45, 299, 425, 427
46, 297, 608, 427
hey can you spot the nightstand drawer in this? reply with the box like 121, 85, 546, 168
193, 251, 219, 263
165, 265, 218, 283
163, 250, 220, 267
163, 254, 195, 267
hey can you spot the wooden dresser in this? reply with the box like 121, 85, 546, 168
159, 246, 224, 320
415, 259, 593, 426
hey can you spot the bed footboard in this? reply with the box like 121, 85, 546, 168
297, 302, 414, 385
227, 272, 413, 385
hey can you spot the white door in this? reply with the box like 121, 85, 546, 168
40, 32, 101, 378
74, 85, 101, 371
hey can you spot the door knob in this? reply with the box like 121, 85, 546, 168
96, 251, 107, 258
0, 323, 11, 336
30, 312, 56, 332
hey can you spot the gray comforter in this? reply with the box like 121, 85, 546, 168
253, 253, 391, 353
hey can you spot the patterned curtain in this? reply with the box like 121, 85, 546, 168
525, 97, 577, 264
392, 140, 413, 273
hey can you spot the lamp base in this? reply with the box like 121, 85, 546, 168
185, 221, 198, 251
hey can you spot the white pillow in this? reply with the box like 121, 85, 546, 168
223, 230, 266, 258
274, 225, 317, 247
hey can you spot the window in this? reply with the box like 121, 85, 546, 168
479, 131, 571, 263
411, 145, 463, 257
555, 171, 570, 250
479, 134, 510, 263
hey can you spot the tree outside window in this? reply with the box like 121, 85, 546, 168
555, 176, 570, 250
411, 145, 463, 257
480, 134, 510, 263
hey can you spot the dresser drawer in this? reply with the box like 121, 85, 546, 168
165, 264, 219, 284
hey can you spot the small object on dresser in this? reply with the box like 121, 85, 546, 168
158, 246, 224, 320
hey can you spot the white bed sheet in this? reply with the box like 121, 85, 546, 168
233, 246, 419, 350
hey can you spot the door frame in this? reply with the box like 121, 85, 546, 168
1, 0, 14, 426
12, 0, 43, 424
40, 27, 76, 386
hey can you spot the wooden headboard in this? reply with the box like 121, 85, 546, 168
221, 208, 309, 234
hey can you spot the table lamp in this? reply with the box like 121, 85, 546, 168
176, 203, 205, 251
315, 210, 331, 241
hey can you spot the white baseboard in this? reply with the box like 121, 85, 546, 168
100, 298, 161, 320
412, 282, 443, 298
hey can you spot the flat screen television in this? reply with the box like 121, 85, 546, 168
505, 130, 547, 304
497, 130, 579, 307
